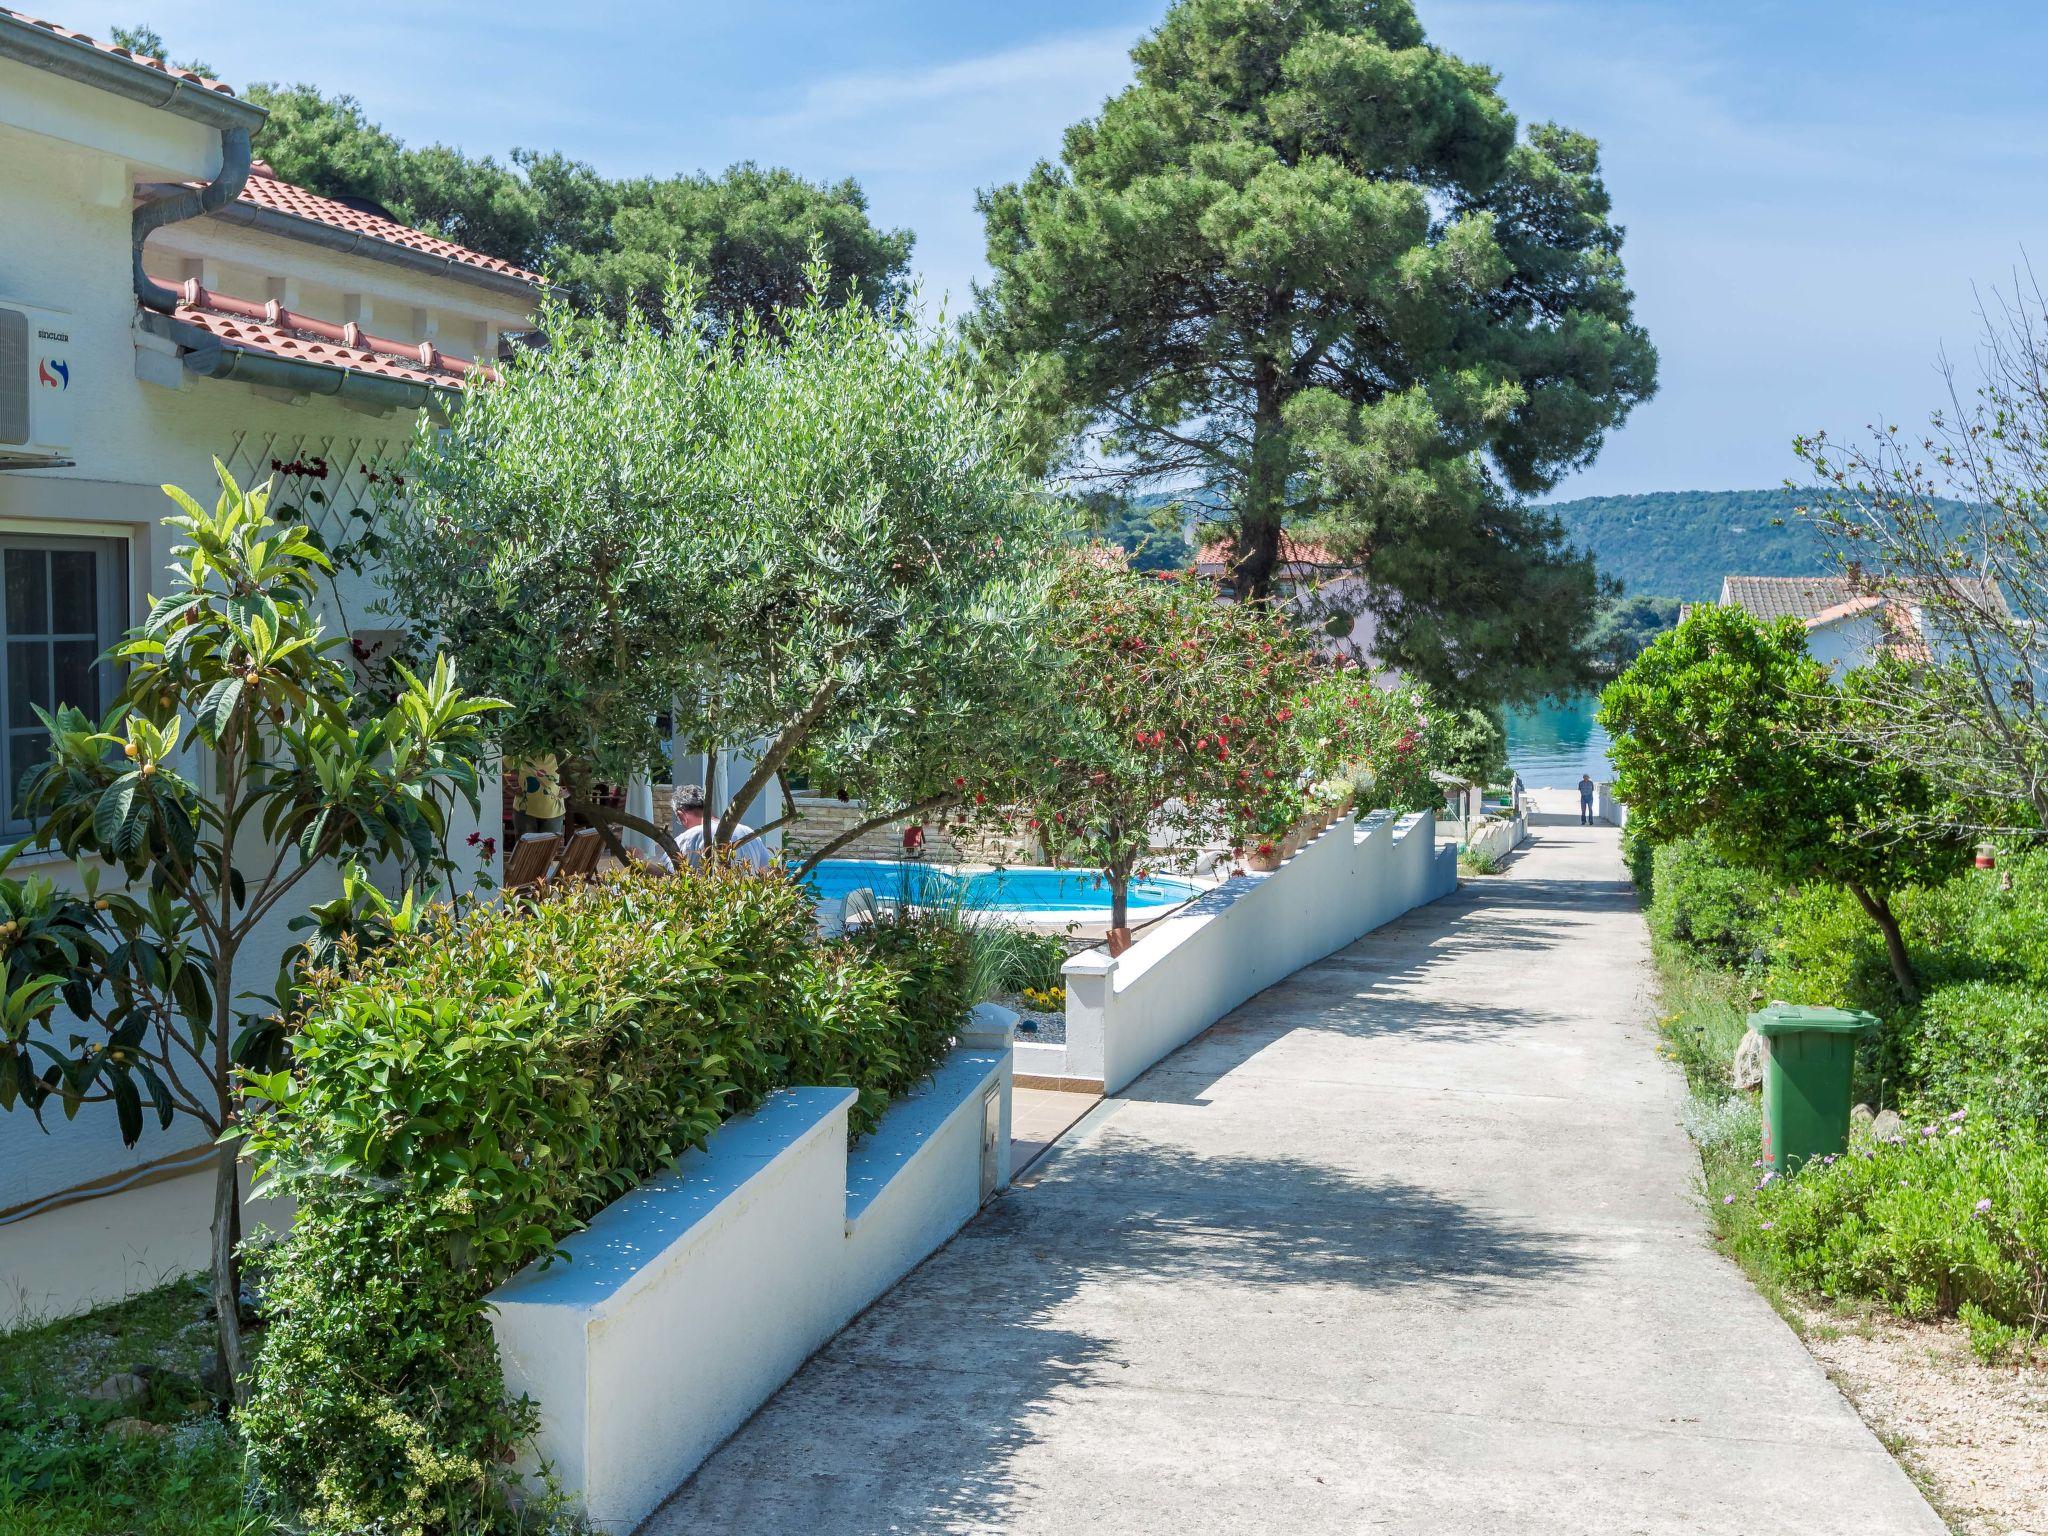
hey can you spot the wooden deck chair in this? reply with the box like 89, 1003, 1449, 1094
553, 826, 603, 882
503, 832, 562, 892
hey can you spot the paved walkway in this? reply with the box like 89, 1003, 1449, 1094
643, 815, 1943, 1535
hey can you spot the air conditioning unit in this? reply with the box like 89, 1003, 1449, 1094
0, 299, 77, 469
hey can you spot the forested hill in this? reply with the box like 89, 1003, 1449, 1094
1542, 490, 1838, 600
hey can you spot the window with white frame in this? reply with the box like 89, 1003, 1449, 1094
1, 536, 127, 834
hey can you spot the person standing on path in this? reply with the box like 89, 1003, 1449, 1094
1578, 772, 1596, 825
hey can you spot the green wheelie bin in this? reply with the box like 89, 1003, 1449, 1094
1753, 1003, 1878, 1175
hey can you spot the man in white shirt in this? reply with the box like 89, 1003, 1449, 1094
674, 784, 772, 871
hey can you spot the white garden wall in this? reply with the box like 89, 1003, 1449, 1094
1057, 809, 1457, 1095
1595, 782, 1628, 828
488, 1015, 1013, 1534
1464, 813, 1527, 866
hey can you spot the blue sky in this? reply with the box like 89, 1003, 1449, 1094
61, 0, 2048, 498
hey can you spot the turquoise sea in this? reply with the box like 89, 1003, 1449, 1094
1503, 694, 1614, 788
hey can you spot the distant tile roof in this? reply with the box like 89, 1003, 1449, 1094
1717, 575, 1863, 623
230, 163, 541, 286
1720, 573, 2011, 626
166, 288, 490, 392
0, 7, 235, 95
1197, 533, 1348, 572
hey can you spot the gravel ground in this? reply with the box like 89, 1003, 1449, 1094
1794, 1302, 2048, 1535
994, 991, 1065, 1044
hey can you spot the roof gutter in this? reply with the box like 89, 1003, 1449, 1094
145, 193, 542, 302
134, 127, 252, 314
0, 14, 267, 132
0, 12, 268, 318
138, 310, 447, 414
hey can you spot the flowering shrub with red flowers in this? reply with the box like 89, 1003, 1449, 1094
1290, 667, 1443, 816
1024, 555, 1311, 928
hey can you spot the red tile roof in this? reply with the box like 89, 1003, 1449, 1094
0, 7, 235, 95
1197, 533, 1348, 571
165, 286, 491, 392
233, 163, 541, 285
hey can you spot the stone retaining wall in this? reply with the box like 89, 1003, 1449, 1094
781, 796, 1034, 866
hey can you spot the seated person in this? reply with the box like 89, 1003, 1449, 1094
673, 784, 771, 871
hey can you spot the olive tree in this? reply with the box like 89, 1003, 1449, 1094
0, 468, 500, 1394
1796, 275, 2048, 834
388, 263, 1066, 862
1599, 604, 1968, 999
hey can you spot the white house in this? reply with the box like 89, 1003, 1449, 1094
0, 10, 538, 1321
1709, 574, 2008, 674
1194, 532, 1388, 668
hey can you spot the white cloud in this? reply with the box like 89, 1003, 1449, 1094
729, 26, 1141, 312
758, 27, 1138, 141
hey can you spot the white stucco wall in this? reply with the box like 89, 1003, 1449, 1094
0, 68, 515, 1250
1595, 782, 1628, 828
1057, 808, 1457, 1095
1464, 813, 1527, 866
490, 1019, 1013, 1533
1805, 611, 1885, 675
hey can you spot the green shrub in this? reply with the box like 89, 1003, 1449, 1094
1719, 1116, 2048, 1334
1910, 982, 2048, 1131
1905, 844, 2048, 988
1648, 837, 1777, 969
1620, 825, 1655, 900
242, 866, 974, 1535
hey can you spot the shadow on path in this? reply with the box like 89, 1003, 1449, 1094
648, 1131, 1583, 1535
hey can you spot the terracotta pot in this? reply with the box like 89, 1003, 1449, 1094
1248, 844, 1284, 873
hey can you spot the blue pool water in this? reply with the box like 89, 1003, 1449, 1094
807, 859, 1200, 914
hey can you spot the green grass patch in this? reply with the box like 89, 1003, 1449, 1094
0, 1277, 267, 1536
1652, 939, 1752, 1096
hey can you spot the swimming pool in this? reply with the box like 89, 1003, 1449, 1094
806, 859, 1200, 915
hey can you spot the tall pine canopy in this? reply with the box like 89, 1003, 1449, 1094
974, 0, 1657, 703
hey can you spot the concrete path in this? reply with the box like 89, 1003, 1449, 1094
641, 815, 1943, 1535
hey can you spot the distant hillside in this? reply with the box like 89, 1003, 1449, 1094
1542, 490, 1837, 601
1104, 486, 1966, 605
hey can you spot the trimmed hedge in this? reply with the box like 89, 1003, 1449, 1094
1647, 836, 1777, 970
240, 866, 972, 1535
1912, 982, 2048, 1132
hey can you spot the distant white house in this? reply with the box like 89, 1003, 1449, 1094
0, 9, 537, 1320
1195, 532, 1387, 669
1704, 574, 2007, 674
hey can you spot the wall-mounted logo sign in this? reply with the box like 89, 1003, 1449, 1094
36, 358, 69, 389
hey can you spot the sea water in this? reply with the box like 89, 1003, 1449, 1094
1503, 693, 1614, 788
